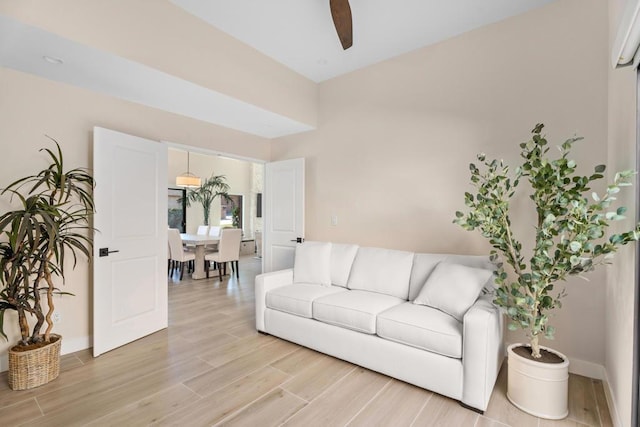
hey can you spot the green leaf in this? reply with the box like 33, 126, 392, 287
455, 124, 640, 342
545, 325, 556, 339
569, 241, 581, 253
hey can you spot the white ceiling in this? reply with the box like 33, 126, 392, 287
0, 1, 557, 138
171, 0, 557, 82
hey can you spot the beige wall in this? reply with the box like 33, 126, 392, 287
0, 66, 270, 370
168, 149, 263, 237
0, 0, 318, 128
607, 1, 638, 426
273, 0, 610, 368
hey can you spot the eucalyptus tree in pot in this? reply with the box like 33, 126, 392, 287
454, 124, 640, 419
0, 138, 94, 390
183, 174, 230, 226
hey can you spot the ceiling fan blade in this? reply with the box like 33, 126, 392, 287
330, 0, 353, 50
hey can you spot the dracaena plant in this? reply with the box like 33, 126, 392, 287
454, 124, 640, 359
0, 138, 94, 346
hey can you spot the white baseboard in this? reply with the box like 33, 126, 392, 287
568, 356, 605, 380
603, 371, 623, 427
0, 335, 92, 374
566, 358, 625, 427
61, 335, 92, 356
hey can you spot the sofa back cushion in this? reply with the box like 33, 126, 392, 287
293, 241, 332, 286
347, 247, 414, 299
330, 243, 359, 287
444, 254, 494, 271
408, 253, 494, 300
408, 254, 449, 301
413, 262, 493, 321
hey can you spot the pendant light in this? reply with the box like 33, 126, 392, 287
176, 151, 201, 188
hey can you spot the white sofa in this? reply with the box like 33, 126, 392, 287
255, 242, 504, 412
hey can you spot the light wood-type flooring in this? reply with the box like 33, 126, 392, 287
0, 256, 613, 426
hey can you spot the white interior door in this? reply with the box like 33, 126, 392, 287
93, 127, 168, 357
264, 158, 305, 272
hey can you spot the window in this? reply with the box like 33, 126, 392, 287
221, 194, 243, 229
168, 188, 186, 232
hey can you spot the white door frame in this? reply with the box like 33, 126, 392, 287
163, 141, 266, 164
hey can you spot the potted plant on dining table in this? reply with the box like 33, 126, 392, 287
183, 174, 230, 226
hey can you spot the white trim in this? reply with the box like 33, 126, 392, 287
604, 370, 624, 427
163, 141, 267, 164
568, 357, 605, 380
61, 334, 92, 356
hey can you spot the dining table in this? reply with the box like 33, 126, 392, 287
180, 233, 220, 280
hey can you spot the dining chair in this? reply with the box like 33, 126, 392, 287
205, 225, 222, 253
168, 228, 195, 280
197, 225, 210, 235
205, 228, 242, 280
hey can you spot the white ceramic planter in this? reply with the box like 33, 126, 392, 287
507, 343, 570, 420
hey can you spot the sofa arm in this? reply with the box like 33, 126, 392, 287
255, 268, 294, 332
461, 295, 504, 412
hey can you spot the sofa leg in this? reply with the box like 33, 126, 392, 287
458, 402, 484, 415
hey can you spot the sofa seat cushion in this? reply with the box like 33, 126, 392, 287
377, 302, 463, 359
313, 290, 404, 334
266, 284, 347, 318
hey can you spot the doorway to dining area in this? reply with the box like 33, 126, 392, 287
167, 147, 264, 284
168, 148, 263, 239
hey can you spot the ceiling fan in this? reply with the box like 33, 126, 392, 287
330, 0, 353, 50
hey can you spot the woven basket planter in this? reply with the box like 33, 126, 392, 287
8, 334, 62, 390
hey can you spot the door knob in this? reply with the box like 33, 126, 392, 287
98, 248, 120, 257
